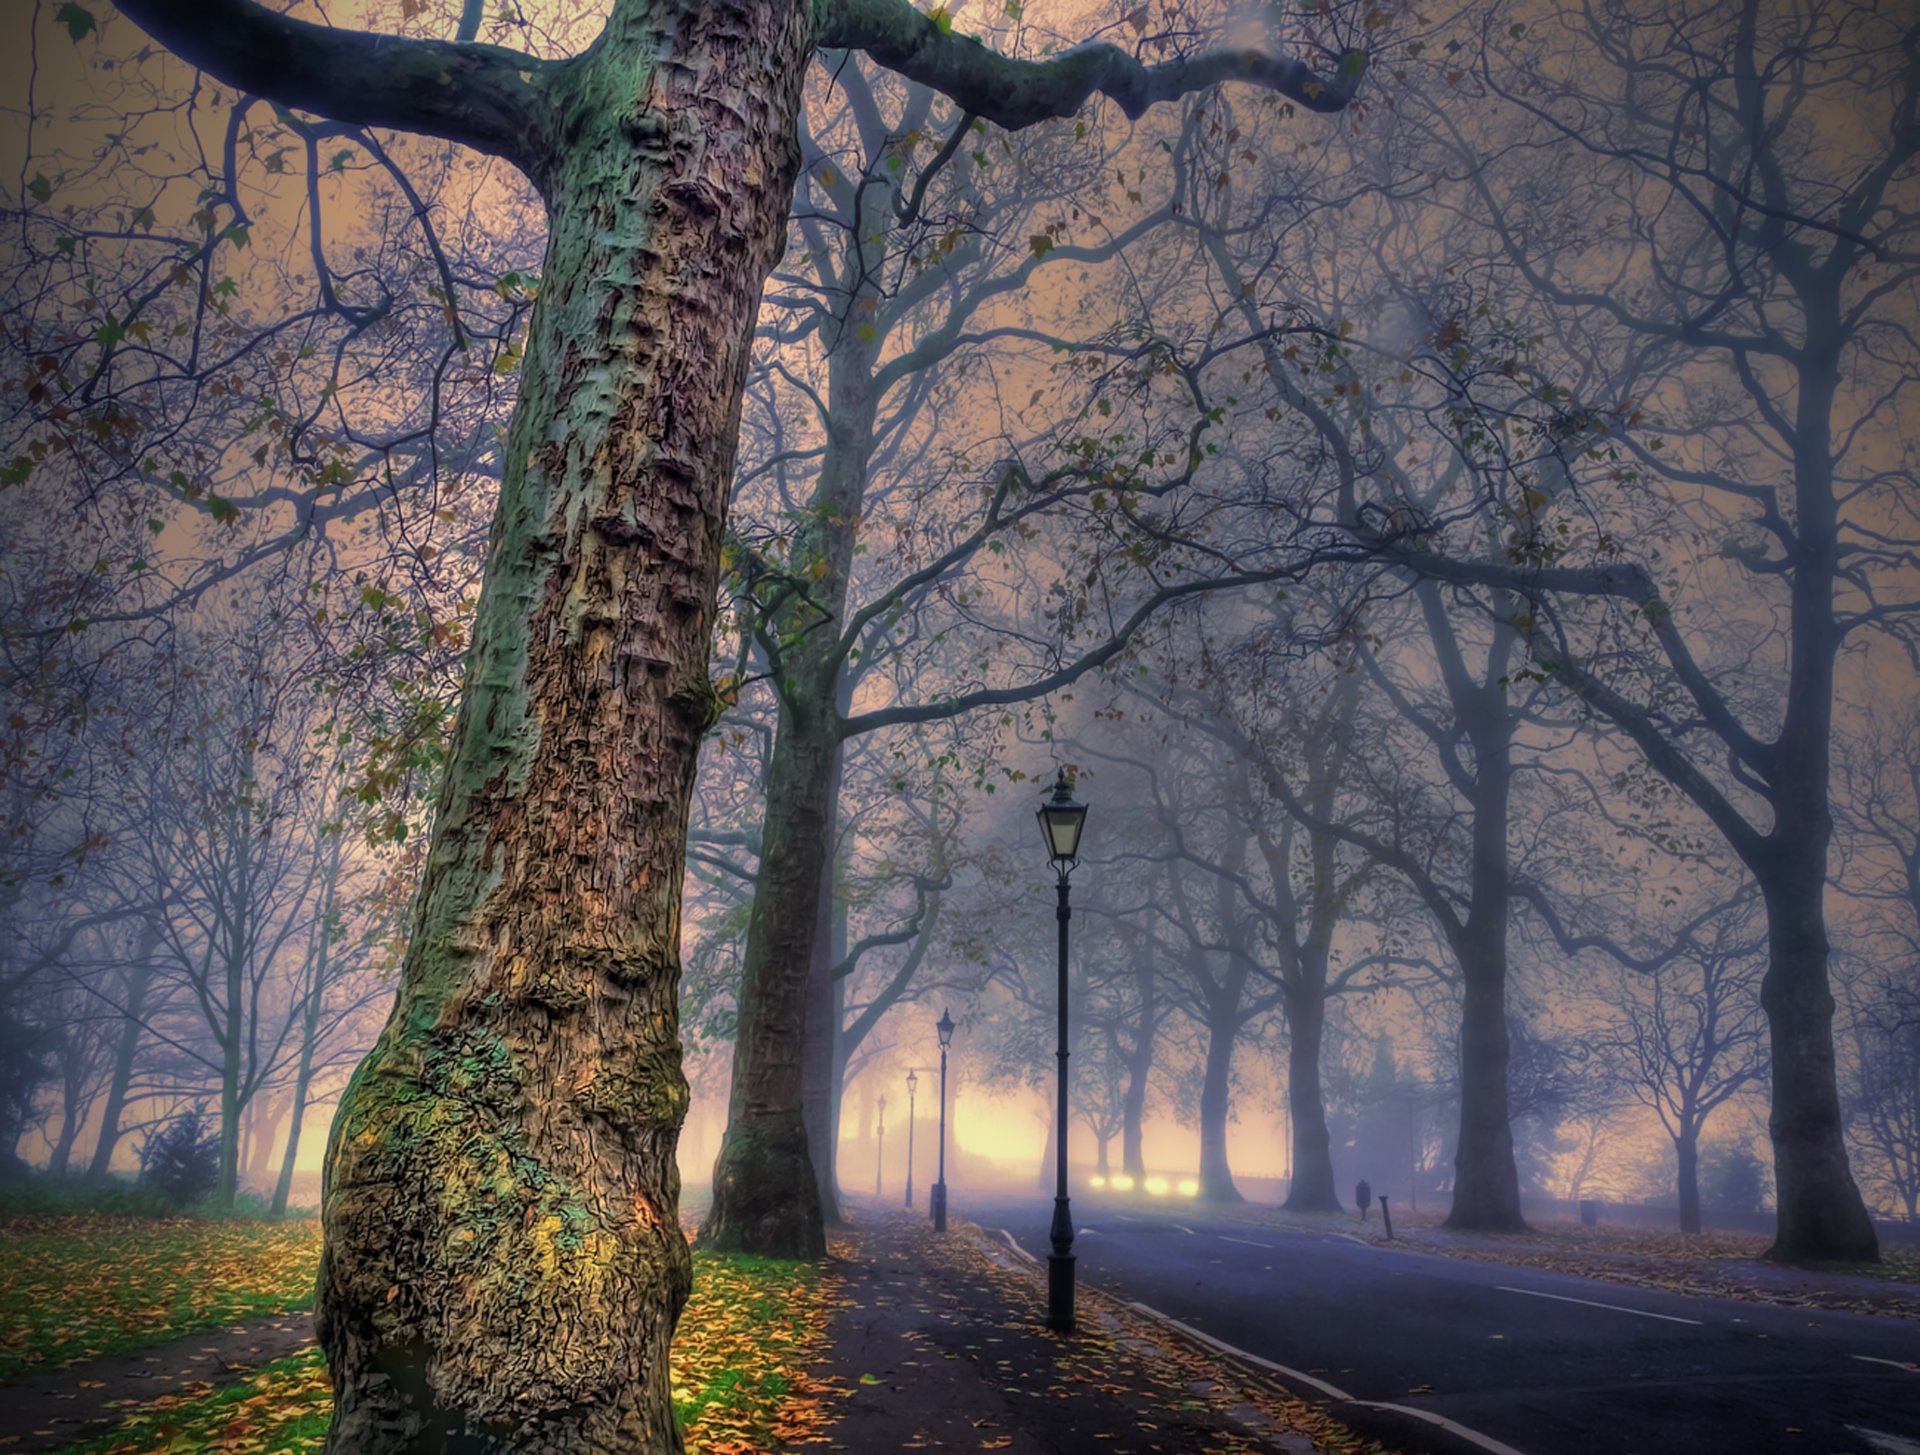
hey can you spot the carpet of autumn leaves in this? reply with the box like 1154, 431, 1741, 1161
0, 1217, 322, 1379
37, 1230, 838, 1455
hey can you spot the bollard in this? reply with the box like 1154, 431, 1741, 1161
1379, 1195, 1393, 1240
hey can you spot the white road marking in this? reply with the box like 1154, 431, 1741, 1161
1853, 1356, 1920, 1374
997, 1229, 1037, 1264
1172, 1223, 1196, 1236
1125, 1301, 1533, 1455
1221, 1235, 1275, 1250
1848, 1427, 1920, 1455
1125, 1302, 1352, 1401
1495, 1285, 1702, 1326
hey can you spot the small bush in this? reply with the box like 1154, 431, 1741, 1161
140, 1109, 221, 1209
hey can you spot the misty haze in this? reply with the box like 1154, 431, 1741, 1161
0, 0, 1915, 1452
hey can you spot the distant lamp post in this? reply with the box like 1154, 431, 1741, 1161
876, 1093, 887, 1199
933, 1009, 957, 1232
904, 1069, 919, 1209
1037, 773, 1088, 1332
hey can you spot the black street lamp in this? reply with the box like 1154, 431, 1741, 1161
904, 1069, 918, 1209
876, 1093, 887, 1199
1037, 773, 1088, 1332
932, 1009, 956, 1232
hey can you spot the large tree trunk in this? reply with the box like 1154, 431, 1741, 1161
1197, 1018, 1243, 1203
700, 696, 837, 1256
702, 324, 873, 1257
800, 752, 846, 1224
1675, 1130, 1701, 1235
314, 5, 812, 1447
1446, 936, 1524, 1232
1439, 609, 1526, 1235
88, 936, 156, 1182
1282, 990, 1339, 1211
1758, 855, 1878, 1262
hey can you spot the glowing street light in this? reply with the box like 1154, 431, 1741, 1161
904, 1068, 918, 1209
933, 1008, 956, 1233
1037, 773, 1088, 1332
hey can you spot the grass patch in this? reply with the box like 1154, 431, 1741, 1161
51, 1247, 837, 1455
0, 1216, 322, 1379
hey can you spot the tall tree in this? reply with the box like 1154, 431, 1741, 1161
96, 0, 1364, 1442
1340, 0, 1914, 1260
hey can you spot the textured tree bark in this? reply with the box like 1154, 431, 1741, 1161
1197, 1018, 1243, 1203
1282, 990, 1339, 1212
702, 327, 872, 1257
799, 776, 844, 1225
312, 2, 813, 1446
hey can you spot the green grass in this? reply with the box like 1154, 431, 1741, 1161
36, 1240, 835, 1454
0, 1216, 322, 1378
55, 1346, 332, 1455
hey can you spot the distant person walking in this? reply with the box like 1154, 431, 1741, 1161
1355, 1178, 1372, 1222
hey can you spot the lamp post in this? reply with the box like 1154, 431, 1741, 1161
1037, 773, 1088, 1332
933, 1009, 956, 1232
904, 1069, 918, 1209
876, 1093, 887, 1199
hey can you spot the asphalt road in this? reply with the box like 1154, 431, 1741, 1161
956, 1192, 1920, 1455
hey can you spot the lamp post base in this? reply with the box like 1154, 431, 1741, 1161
1046, 1252, 1076, 1332
931, 1181, 947, 1232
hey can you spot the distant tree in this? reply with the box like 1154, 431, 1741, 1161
1698, 1141, 1772, 1217
1599, 898, 1770, 1233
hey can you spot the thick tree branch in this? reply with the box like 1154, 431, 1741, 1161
115, 0, 559, 185
818, 0, 1360, 130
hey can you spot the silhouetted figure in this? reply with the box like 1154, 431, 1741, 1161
1356, 1178, 1372, 1222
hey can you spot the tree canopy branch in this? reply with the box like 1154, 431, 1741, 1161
115, 0, 559, 185
819, 0, 1360, 130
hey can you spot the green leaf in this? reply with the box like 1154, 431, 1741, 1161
223, 222, 251, 249
207, 494, 239, 525
930, 5, 952, 34
27, 173, 52, 204
1029, 233, 1054, 259
54, 3, 94, 42
1004, 0, 1022, 15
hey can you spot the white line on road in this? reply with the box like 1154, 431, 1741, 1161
1853, 1356, 1920, 1374
998, 1229, 1037, 1264
1125, 1302, 1352, 1401
1495, 1285, 1702, 1326
1351, 1401, 1535, 1455
1220, 1235, 1275, 1250
1172, 1223, 1196, 1236
1124, 1300, 1533, 1455
1848, 1427, 1920, 1455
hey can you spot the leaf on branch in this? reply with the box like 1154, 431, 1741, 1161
930, 5, 953, 34
1029, 234, 1054, 258
27, 173, 52, 203
54, 3, 94, 42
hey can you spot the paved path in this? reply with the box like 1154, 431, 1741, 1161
0, 1312, 314, 1453
960, 1192, 1920, 1455
822, 1204, 1329, 1452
